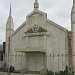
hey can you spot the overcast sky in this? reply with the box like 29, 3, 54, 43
0, 0, 73, 44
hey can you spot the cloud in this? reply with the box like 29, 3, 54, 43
0, 0, 73, 44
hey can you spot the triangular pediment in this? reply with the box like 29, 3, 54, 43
26, 9, 47, 19
26, 9, 47, 30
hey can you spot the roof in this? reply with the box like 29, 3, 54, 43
46, 19, 68, 32
12, 21, 26, 36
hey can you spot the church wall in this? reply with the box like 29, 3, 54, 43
11, 23, 46, 71
11, 21, 68, 71
12, 25, 26, 52
28, 36, 44, 48
46, 21, 68, 72
11, 25, 26, 70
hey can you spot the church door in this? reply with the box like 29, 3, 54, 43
26, 52, 46, 71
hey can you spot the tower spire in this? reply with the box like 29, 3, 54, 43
71, 0, 75, 72
7, 4, 13, 22
9, 4, 11, 16
34, 0, 39, 9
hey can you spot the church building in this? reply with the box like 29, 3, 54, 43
5, 0, 75, 73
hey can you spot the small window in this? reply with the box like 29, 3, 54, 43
0, 54, 3, 61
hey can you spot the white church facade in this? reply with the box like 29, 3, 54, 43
5, 0, 75, 73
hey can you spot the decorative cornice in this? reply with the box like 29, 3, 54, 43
26, 27, 47, 33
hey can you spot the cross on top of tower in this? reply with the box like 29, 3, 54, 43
34, 0, 39, 9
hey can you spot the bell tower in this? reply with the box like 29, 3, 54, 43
5, 4, 14, 54
71, 0, 75, 72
